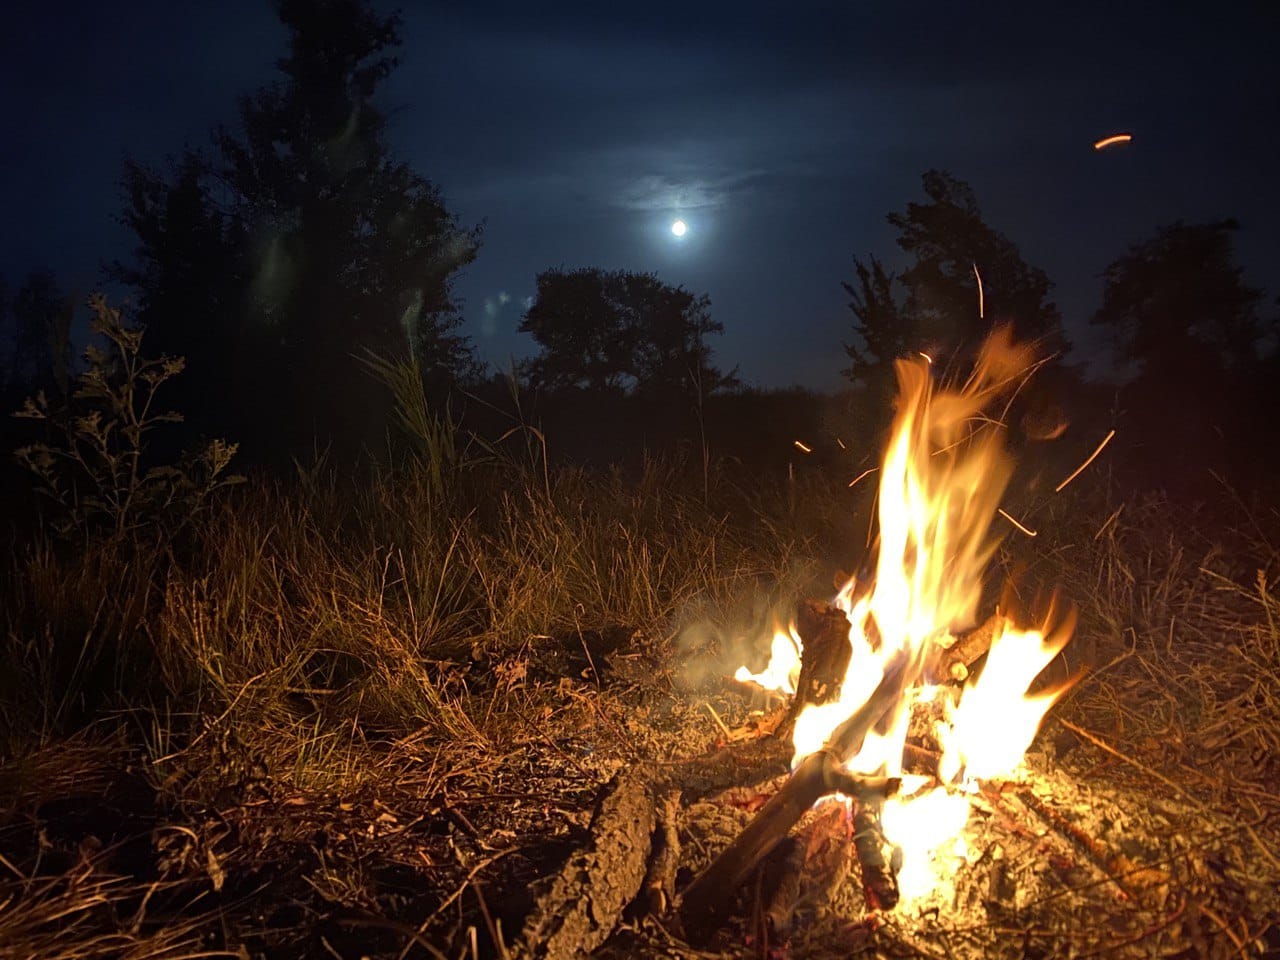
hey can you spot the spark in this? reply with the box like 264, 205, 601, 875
972, 263, 985, 319
836, 438, 847, 450
793, 440, 813, 454
1093, 133, 1133, 150
997, 508, 1038, 537
847, 467, 879, 489
918, 351, 933, 365
1055, 429, 1116, 493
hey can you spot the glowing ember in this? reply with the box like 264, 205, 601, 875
735, 328, 1077, 904
1093, 133, 1133, 150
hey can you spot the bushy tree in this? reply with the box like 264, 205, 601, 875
113, 0, 480, 459
841, 256, 910, 401
520, 267, 733, 398
1092, 219, 1268, 490
1092, 220, 1262, 378
844, 171, 1066, 395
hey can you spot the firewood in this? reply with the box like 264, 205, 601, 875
677, 655, 913, 939
776, 601, 854, 739
933, 611, 1003, 682
852, 799, 899, 911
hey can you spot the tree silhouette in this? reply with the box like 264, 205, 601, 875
1092, 219, 1267, 489
520, 268, 733, 398
841, 256, 910, 401
844, 171, 1066, 395
1092, 220, 1262, 378
1, 269, 73, 400
113, 0, 480, 459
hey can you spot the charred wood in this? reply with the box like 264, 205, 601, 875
760, 836, 805, 945
776, 601, 854, 739
852, 799, 899, 911
677, 655, 911, 939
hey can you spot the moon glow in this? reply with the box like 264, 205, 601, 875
670, 219, 687, 237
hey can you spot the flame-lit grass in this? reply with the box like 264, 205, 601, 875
1, 428, 1279, 954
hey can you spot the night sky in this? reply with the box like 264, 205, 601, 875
3, 2, 1278, 389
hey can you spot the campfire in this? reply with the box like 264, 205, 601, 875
679, 328, 1079, 928
514, 329, 1270, 960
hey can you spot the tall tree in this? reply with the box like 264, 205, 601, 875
519, 268, 733, 398
1092, 219, 1267, 489
113, 0, 480, 459
844, 171, 1066, 392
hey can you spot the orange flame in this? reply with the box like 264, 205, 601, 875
735, 328, 1076, 903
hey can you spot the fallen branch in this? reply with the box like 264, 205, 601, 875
677, 655, 912, 937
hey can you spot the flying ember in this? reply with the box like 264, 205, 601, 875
1093, 133, 1133, 150
735, 328, 1076, 904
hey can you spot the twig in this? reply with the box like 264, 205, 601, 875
404, 850, 515, 960
703, 701, 732, 740
1199, 902, 1248, 957
1057, 719, 1197, 804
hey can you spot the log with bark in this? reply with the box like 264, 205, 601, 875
515, 735, 794, 960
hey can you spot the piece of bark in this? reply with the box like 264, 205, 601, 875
641, 789, 682, 916
515, 735, 792, 955
677, 656, 912, 939
776, 601, 853, 739
516, 767, 656, 960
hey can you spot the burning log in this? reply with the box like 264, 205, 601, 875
852, 798, 899, 911
677, 656, 911, 938
776, 601, 853, 739
933, 611, 1002, 682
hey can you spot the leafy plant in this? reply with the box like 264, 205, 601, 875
13, 293, 243, 538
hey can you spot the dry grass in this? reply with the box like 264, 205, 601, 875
2, 452, 1278, 957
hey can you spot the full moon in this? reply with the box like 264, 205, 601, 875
670, 219, 687, 237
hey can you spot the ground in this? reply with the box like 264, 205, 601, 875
2, 467, 1278, 959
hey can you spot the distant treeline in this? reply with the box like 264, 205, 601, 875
2, 0, 1277, 501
